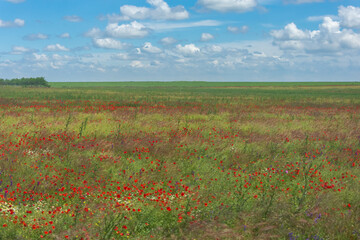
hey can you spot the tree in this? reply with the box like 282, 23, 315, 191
0, 77, 50, 87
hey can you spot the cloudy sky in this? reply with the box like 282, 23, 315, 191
1, 0, 360, 82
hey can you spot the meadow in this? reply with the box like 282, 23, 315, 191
0, 82, 359, 239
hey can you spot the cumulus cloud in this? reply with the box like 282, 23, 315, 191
0, 18, 24, 28
120, 0, 189, 20
23, 33, 49, 41
201, 33, 214, 41
176, 44, 200, 55
44, 44, 69, 52
142, 42, 162, 53
106, 21, 149, 38
339, 6, 360, 28
84, 28, 103, 38
93, 38, 128, 49
271, 13, 360, 52
63, 15, 82, 22
160, 37, 177, 45
271, 22, 309, 41
31, 53, 48, 61
198, 0, 257, 13
59, 33, 70, 38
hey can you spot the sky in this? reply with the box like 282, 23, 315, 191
0, 0, 360, 82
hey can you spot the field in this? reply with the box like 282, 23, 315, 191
0, 82, 359, 239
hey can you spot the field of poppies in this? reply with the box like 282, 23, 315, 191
0, 82, 359, 240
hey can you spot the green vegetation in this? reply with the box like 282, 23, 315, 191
0, 77, 50, 87
0, 83, 359, 239
49, 81, 360, 88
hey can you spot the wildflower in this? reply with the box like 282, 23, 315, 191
314, 213, 321, 224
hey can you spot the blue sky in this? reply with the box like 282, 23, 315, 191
0, 0, 360, 82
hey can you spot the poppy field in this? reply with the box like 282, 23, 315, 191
0, 82, 359, 239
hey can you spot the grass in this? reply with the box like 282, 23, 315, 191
0, 82, 359, 239
49, 81, 360, 88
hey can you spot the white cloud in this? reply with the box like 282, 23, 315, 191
144, 20, 221, 31
130, 60, 144, 68
0, 18, 24, 28
320, 17, 340, 34
11, 46, 32, 54
32, 53, 48, 61
50, 62, 60, 69
59, 33, 70, 38
160, 37, 177, 45
12, 46, 30, 52
63, 15, 82, 22
0, 60, 15, 68
142, 42, 162, 53
99, 14, 124, 23
227, 25, 249, 33
14, 18, 24, 26
93, 38, 128, 49
271, 15, 360, 52
112, 53, 131, 60
227, 26, 240, 33
271, 22, 309, 40
176, 44, 200, 55
307, 15, 338, 22
44, 44, 69, 52
106, 21, 149, 38
23, 33, 48, 41
205, 45, 223, 53
52, 54, 71, 61
3, 36, 360, 82
49, 55, 75, 70
339, 30, 360, 48
201, 33, 214, 41
88, 64, 106, 72
5, 0, 25, 3
198, 0, 257, 13
339, 6, 360, 29
241, 25, 249, 33
84, 28, 103, 38
120, 0, 189, 20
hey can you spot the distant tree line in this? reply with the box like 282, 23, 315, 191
0, 77, 50, 87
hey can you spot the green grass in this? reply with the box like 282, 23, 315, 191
0, 83, 359, 239
49, 81, 360, 88
2, 82, 360, 107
